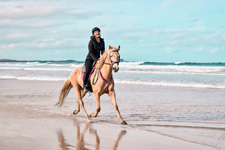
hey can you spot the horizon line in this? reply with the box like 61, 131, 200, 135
0, 58, 225, 64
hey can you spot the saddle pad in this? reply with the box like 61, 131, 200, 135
81, 64, 86, 72
81, 72, 84, 79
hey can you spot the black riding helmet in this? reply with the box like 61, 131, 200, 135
92, 27, 101, 35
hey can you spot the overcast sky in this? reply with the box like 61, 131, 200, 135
0, 0, 225, 62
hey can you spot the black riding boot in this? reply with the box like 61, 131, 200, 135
83, 72, 88, 93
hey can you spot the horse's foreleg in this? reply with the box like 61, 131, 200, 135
74, 86, 91, 122
73, 89, 86, 115
109, 91, 127, 125
90, 94, 101, 118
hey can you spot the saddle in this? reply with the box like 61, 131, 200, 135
81, 62, 113, 93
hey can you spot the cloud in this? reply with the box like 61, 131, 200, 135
205, 32, 222, 40
0, 43, 16, 50
34, 38, 87, 49
222, 34, 225, 40
170, 41, 178, 45
162, 0, 186, 7
0, 1, 102, 30
0, 2, 56, 19
0, 18, 55, 28
209, 48, 218, 53
8, 43, 15, 48
197, 47, 204, 51
166, 48, 173, 54
218, 25, 225, 29
141, 43, 159, 48
170, 33, 187, 39
190, 18, 200, 23
70, 10, 102, 19
5, 30, 30, 39
37, 43, 46, 48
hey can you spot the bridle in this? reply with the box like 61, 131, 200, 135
104, 49, 120, 66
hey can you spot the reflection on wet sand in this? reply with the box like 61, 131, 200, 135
57, 119, 127, 150
112, 130, 127, 150
57, 130, 75, 150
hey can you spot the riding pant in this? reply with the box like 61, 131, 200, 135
83, 59, 94, 86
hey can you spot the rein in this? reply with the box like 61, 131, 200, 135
92, 65, 98, 85
91, 66, 112, 93
92, 49, 120, 93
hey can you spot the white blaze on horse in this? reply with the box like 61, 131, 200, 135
56, 45, 127, 125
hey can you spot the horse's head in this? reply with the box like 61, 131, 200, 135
108, 45, 120, 72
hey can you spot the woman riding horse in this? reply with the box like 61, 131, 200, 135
56, 28, 127, 125
83, 27, 105, 92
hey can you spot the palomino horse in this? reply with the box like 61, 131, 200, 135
56, 45, 127, 125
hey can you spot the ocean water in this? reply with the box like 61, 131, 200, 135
0, 60, 225, 89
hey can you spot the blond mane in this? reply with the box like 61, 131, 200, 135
97, 48, 109, 68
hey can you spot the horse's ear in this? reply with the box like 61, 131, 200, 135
108, 45, 113, 49
117, 45, 120, 51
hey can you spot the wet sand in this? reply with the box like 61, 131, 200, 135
0, 79, 224, 150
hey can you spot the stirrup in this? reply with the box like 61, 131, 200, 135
83, 85, 88, 93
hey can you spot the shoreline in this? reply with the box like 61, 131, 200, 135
0, 77, 225, 90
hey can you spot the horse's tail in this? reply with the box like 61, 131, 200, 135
56, 78, 72, 107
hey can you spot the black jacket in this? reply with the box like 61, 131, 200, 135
86, 36, 105, 62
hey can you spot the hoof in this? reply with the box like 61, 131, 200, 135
121, 121, 127, 125
87, 119, 93, 123
66, 113, 73, 117
89, 113, 96, 118
73, 110, 79, 115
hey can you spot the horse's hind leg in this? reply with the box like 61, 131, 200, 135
74, 86, 91, 122
73, 89, 86, 115
73, 100, 80, 115
89, 93, 100, 118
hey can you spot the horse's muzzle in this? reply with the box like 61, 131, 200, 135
113, 67, 119, 72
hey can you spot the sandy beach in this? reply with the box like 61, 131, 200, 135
0, 79, 225, 150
